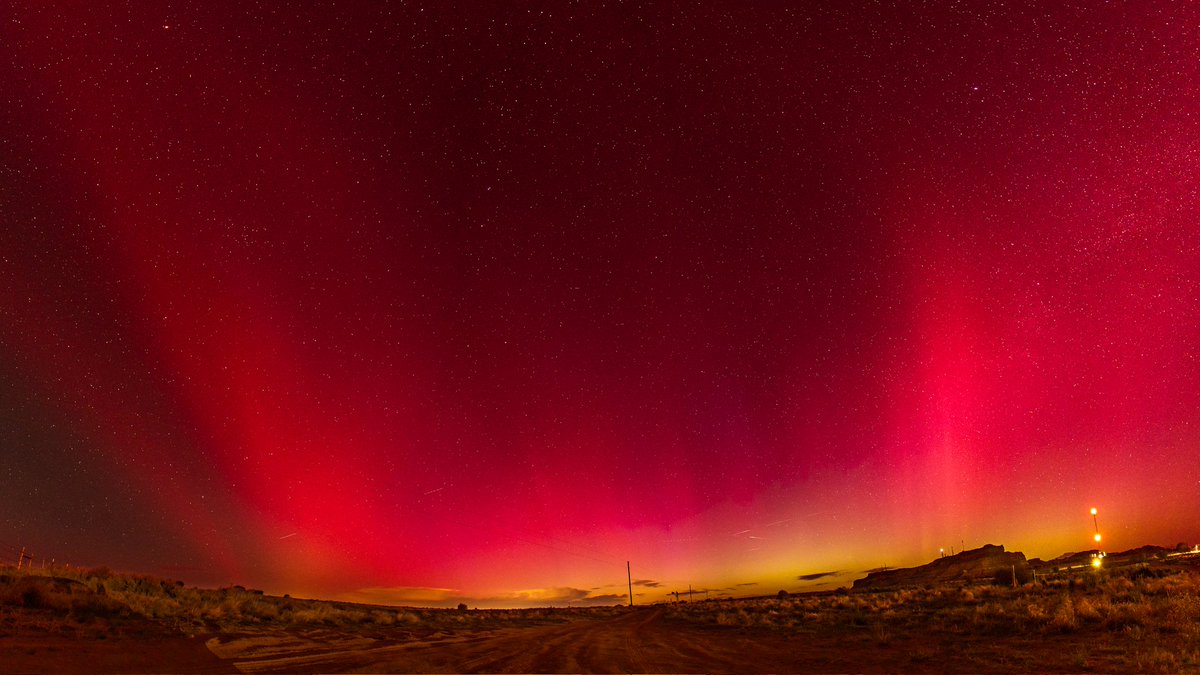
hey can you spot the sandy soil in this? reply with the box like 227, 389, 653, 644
4, 602, 1193, 673
206, 607, 799, 673
202, 606, 1056, 674
5, 606, 869, 673
0, 615, 234, 674
202, 605, 1200, 674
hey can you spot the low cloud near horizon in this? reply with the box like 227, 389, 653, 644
339, 586, 463, 606
797, 571, 840, 581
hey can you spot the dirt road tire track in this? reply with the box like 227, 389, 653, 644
208, 606, 797, 673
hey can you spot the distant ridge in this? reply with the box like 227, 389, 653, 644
1041, 543, 1192, 570
852, 542, 1198, 591
852, 544, 1030, 591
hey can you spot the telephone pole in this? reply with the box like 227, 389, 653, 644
627, 561, 633, 607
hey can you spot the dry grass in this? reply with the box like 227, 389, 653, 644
4, 562, 1199, 672
0, 566, 614, 638
663, 564, 1200, 672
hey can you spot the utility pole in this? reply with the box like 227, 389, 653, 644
688, 585, 693, 602
16, 547, 24, 571
627, 561, 633, 607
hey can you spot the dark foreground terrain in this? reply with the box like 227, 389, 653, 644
2, 559, 1199, 673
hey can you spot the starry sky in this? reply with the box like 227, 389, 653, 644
2, 2, 1199, 607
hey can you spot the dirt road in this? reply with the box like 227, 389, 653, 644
206, 607, 801, 673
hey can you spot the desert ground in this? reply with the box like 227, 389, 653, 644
2, 559, 1199, 673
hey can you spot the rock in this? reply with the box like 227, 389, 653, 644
852, 544, 1031, 591
1111, 545, 1173, 562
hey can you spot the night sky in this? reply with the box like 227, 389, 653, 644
2, 2, 1198, 607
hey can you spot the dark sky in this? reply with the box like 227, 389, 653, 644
2, 1, 1198, 606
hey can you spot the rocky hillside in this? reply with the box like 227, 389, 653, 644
852, 544, 1031, 591
1040, 544, 1189, 571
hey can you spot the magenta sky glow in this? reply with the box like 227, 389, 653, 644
1, 2, 1198, 607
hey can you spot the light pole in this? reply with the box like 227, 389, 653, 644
1090, 507, 1101, 544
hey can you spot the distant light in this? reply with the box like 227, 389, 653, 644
1090, 507, 1098, 515
1091, 558, 1102, 568
1094, 533, 1102, 543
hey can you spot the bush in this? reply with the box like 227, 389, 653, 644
369, 610, 396, 625
20, 584, 47, 609
992, 566, 1033, 586
1051, 596, 1078, 631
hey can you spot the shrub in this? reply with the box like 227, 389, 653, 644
1051, 596, 1078, 631
715, 612, 738, 626
369, 610, 396, 625
243, 599, 280, 621
21, 584, 47, 609
992, 566, 1033, 586
290, 604, 337, 624
1074, 597, 1102, 623
1026, 603, 1048, 623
